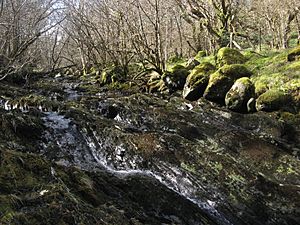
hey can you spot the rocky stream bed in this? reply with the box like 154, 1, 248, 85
0, 73, 299, 225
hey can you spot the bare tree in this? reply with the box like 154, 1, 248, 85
0, 0, 64, 81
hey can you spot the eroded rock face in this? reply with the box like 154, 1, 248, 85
204, 64, 252, 104
0, 149, 215, 225
225, 77, 255, 113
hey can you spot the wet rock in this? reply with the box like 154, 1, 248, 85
225, 77, 255, 112
98, 102, 119, 119
256, 90, 293, 112
287, 45, 300, 62
216, 47, 246, 66
4, 94, 60, 112
0, 75, 299, 225
0, 109, 44, 151
0, 149, 216, 225
204, 64, 252, 104
183, 62, 216, 101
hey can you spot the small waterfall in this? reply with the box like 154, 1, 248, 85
82, 127, 232, 225
39, 111, 231, 225
40, 112, 102, 170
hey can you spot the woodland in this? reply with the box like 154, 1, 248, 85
0, 1, 299, 225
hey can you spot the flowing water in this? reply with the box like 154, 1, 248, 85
39, 111, 232, 225
1, 76, 299, 225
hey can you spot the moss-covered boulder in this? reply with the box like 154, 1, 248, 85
256, 90, 292, 112
225, 77, 255, 113
100, 65, 126, 85
185, 58, 200, 70
217, 47, 246, 66
204, 64, 252, 104
162, 65, 189, 93
183, 62, 216, 101
287, 46, 300, 62
194, 50, 207, 62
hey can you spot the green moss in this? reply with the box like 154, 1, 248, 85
245, 49, 299, 99
237, 77, 252, 86
203, 71, 232, 103
287, 45, 300, 61
187, 62, 216, 87
217, 47, 246, 66
167, 55, 187, 65
194, 50, 207, 61
0, 150, 51, 194
278, 111, 300, 124
107, 81, 134, 91
0, 194, 20, 222
190, 62, 216, 75
245, 50, 281, 74
180, 162, 196, 173
219, 64, 252, 78
169, 64, 186, 73
256, 89, 292, 112
254, 80, 269, 96
161, 65, 189, 92
203, 65, 252, 104
0, 111, 44, 150
100, 65, 126, 85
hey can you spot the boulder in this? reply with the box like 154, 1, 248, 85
185, 58, 200, 70
204, 64, 252, 104
100, 66, 126, 85
225, 77, 255, 113
183, 62, 216, 101
162, 65, 189, 93
287, 45, 300, 62
216, 47, 246, 67
256, 90, 292, 112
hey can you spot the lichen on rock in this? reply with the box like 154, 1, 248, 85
225, 77, 255, 113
